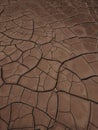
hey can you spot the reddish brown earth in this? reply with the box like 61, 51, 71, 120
0, 0, 98, 130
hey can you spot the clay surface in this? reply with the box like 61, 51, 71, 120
0, 0, 98, 130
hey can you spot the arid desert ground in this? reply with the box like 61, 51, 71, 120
0, 0, 98, 130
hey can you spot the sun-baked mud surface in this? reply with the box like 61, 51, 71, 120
0, 0, 98, 130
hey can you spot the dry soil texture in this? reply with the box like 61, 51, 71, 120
0, 0, 98, 130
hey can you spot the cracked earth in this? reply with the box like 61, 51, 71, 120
0, 0, 98, 130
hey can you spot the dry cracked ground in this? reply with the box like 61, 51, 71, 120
0, 0, 98, 130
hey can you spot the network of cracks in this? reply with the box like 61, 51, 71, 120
0, 0, 98, 130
